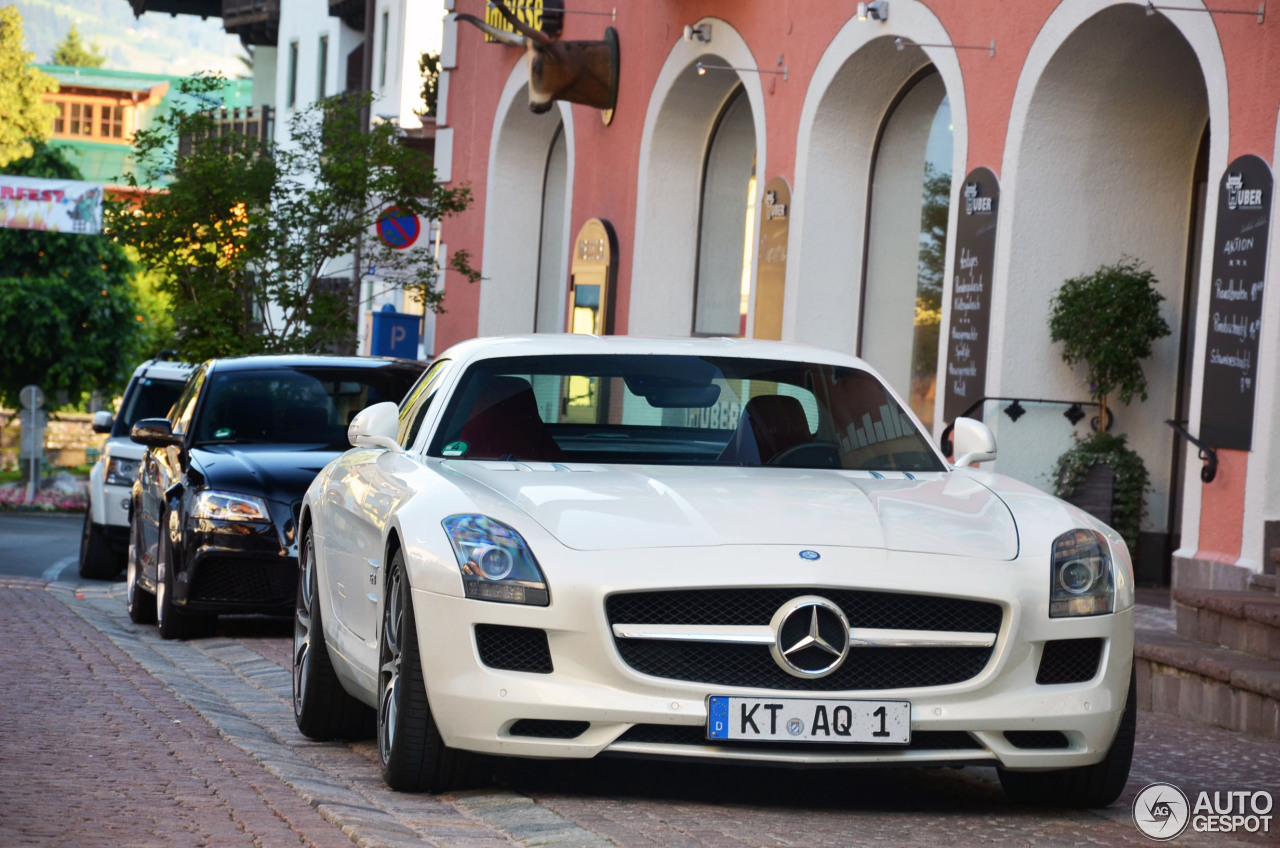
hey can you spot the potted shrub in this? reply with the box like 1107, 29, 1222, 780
1047, 259, 1171, 546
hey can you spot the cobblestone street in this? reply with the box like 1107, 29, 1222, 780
2, 573, 1277, 848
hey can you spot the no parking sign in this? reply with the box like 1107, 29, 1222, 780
376, 207, 420, 250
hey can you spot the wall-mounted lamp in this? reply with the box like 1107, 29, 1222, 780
696, 59, 788, 81
683, 23, 712, 43
857, 1, 889, 21
1146, 0, 1264, 23
895, 36, 996, 57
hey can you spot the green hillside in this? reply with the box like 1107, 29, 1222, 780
12, 0, 244, 76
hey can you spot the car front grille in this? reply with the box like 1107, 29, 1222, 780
615, 724, 982, 753
1036, 638, 1103, 684
606, 589, 1001, 691
189, 556, 295, 605
475, 624, 554, 673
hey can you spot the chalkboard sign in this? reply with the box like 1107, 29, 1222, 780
1198, 154, 1272, 450
942, 167, 1000, 422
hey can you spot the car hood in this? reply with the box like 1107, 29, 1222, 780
444, 463, 1018, 559
192, 445, 342, 505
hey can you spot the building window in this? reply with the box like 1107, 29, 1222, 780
693, 88, 757, 336
318, 35, 329, 99
379, 10, 390, 89
861, 70, 953, 427
47, 96, 133, 143
288, 40, 299, 108
100, 105, 124, 139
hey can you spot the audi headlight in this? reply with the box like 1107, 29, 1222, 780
443, 514, 549, 606
191, 490, 270, 521
1050, 528, 1114, 617
105, 457, 140, 487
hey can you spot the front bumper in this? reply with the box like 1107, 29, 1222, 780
408, 546, 1134, 771
173, 503, 299, 615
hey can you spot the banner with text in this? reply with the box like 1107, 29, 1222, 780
942, 167, 1000, 422
1198, 154, 1272, 450
0, 176, 103, 235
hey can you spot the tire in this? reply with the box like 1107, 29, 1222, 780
377, 548, 470, 793
79, 507, 122, 580
155, 520, 215, 641
998, 665, 1137, 808
126, 511, 156, 625
294, 530, 375, 740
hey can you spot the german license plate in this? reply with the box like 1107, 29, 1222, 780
706, 696, 910, 743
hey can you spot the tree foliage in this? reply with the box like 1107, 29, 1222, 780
108, 74, 477, 361
1053, 432, 1149, 547
1048, 258, 1171, 432
49, 23, 106, 68
0, 6, 59, 168
418, 51, 440, 118
0, 143, 144, 408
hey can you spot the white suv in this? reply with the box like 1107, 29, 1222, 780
79, 356, 194, 579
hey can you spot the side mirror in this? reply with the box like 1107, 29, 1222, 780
348, 402, 402, 452
92, 411, 114, 434
952, 417, 997, 467
131, 418, 182, 449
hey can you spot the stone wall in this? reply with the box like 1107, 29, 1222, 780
1, 409, 103, 470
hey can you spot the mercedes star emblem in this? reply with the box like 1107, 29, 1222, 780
769, 595, 851, 678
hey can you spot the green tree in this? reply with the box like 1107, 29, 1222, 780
49, 23, 106, 68
109, 74, 477, 361
0, 6, 58, 168
0, 143, 144, 408
418, 51, 440, 117
1048, 258, 1171, 432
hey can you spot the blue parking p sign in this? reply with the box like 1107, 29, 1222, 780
370, 307, 420, 358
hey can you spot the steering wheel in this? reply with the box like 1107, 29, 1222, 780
766, 440, 841, 468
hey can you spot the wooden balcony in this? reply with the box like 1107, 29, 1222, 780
329, 0, 365, 31
221, 0, 279, 46
178, 105, 274, 158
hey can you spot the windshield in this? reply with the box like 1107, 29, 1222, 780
194, 365, 422, 448
428, 354, 945, 472
111, 377, 187, 438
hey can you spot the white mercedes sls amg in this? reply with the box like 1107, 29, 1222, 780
293, 335, 1135, 807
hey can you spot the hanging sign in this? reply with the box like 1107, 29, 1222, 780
754, 177, 790, 341
941, 167, 1000, 422
484, 0, 563, 41
0, 176, 102, 235
1198, 154, 1272, 450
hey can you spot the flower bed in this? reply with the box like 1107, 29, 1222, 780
0, 487, 88, 512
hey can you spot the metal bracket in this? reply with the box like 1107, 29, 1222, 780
1165, 420, 1218, 483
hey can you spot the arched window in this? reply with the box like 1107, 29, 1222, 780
693, 88, 757, 337
860, 70, 952, 426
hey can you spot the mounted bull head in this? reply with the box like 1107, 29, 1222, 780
454, 0, 619, 117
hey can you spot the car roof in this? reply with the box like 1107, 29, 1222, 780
204, 354, 425, 373
434, 334, 874, 371
131, 358, 196, 384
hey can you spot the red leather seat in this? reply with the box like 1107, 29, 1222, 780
458, 376, 564, 461
720, 394, 813, 465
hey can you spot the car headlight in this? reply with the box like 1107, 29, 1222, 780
443, 514, 549, 606
191, 490, 270, 521
1050, 528, 1114, 617
105, 457, 140, 487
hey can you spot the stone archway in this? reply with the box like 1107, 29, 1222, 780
477, 65, 575, 335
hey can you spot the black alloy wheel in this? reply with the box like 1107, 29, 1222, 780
154, 512, 214, 640
377, 548, 468, 792
125, 510, 156, 624
293, 529, 374, 739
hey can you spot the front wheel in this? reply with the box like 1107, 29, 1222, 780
79, 507, 122, 580
294, 530, 374, 739
155, 523, 214, 640
998, 665, 1137, 808
377, 548, 469, 792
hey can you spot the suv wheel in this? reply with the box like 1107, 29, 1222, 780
79, 506, 121, 580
